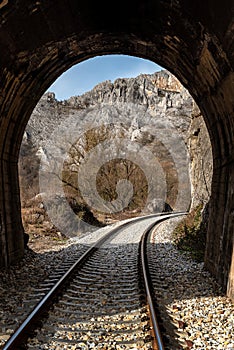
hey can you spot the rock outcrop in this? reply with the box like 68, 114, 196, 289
19, 70, 212, 234
188, 104, 213, 208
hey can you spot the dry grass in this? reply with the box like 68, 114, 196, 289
172, 204, 206, 262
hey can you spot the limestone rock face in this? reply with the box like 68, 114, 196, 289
19, 70, 212, 231
27, 71, 192, 147
188, 104, 213, 208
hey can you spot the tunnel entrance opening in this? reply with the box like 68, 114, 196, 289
18, 54, 211, 255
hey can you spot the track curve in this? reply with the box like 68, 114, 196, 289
3, 212, 185, 350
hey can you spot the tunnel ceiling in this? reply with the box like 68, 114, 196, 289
0, 1, 232, 91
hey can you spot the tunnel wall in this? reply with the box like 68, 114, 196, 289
0, 0, 233, 298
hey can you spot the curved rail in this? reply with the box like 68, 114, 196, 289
140, 212, 186, 350
2, 220, 133, 349
3, 211, 186, 350
140, 220, 165, 350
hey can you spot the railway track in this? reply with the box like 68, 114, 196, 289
2, 212, 185, 350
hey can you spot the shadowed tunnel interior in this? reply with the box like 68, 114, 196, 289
0, 1, 233, 298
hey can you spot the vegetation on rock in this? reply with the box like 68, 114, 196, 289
172, 204, 207, 262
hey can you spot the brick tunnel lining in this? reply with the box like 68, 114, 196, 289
0, 1, 233, 298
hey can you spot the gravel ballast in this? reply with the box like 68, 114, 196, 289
0, 216, 233, 349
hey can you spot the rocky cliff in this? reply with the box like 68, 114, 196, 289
19, 70, 212, 235
188, 104, 213, 208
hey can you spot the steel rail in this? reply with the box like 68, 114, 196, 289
3, 211, 186, 350
2, 219, 133, 350
140, 212, 186, 350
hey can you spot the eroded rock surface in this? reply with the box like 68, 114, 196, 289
19, 70, 212, 232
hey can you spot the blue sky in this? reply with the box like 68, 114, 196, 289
48, 55, 162, 101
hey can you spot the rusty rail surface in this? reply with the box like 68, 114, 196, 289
3, 211, 186, 350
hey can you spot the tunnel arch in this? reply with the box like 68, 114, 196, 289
0, 1, 233, 298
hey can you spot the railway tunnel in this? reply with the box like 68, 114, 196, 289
0, 1, 233, 299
